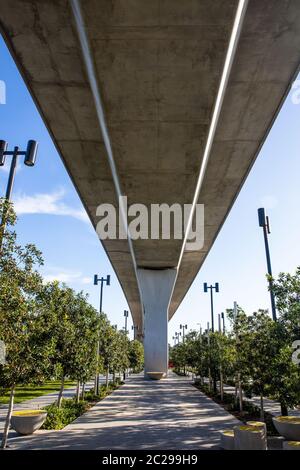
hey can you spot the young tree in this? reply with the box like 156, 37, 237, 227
66, 292, 99, 402
0, 201, 52, 448
243, 311, 277, 419
271, 268, 300, 334
99, 322, 117, 388
128, 339, 144, 373
269, 270, 300, 414
37, 282, 77, 407
212, 332, 236, 400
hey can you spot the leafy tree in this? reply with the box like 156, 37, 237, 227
170, 341, 187, 374
270, 269, 300, 413
37, 282, 78, 407
0, 201, 52, 448
128, 339, 144, 373
271, 268, 300, 335
98, 322, 118, 387
268, 342, 300, 415
65, 292, 99, 402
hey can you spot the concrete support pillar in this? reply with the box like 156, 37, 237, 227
137, 268, 177, 377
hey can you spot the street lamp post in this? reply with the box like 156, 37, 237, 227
221, 312, 225, 334
206, 321, 212, 390
180, 324, 188, 375
93, 274, 110, 395
218, 314, 221, 333
180, 324, 188, 342
0, 140, 38, 249
204, 282, 219, 332
94, 274, 110, 313
258, 208, 277, 321
124, 310, 129, 334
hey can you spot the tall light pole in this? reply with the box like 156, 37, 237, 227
204, 282, 219, 332
124, 310, 129, 334
94, 274, 110, 313
180, 324, 188, 374
221, 312, 225, 334
180, 324, 188, 342
0, 140, 38, 249
206, 321, 212, 390
258, 208, 277, 321
93, 274, 110, 395
218, 314, 221, 333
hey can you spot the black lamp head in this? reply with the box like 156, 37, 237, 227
24, 140, 38, 166
258, 208, 266, 227
106, 275, 111, 286
93, 274, 98, 285
0, 140, 7, 166
203, 282, 208, 292
215, 282, 219, 293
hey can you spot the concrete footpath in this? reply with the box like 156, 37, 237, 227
8, 374, 239, 450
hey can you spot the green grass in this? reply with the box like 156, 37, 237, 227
0, 381, 76, 405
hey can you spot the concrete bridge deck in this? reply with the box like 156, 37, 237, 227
8, 374, 239, 450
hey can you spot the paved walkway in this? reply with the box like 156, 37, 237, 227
8, 374, 239, 450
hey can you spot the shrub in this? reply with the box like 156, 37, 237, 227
42, 399, 89, 430
84, 386, 108, 403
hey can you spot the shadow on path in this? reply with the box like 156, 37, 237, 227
8, 374, 239, 450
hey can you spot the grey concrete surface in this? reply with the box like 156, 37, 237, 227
1, 1, 300, 334
7, 374, 240, 450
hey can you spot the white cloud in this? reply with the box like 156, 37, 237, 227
43, 268, 92, 286
13, 188, 89, 223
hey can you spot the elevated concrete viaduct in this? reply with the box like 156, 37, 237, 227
1, 0, 300, 375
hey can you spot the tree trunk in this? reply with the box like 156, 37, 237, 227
238, 373, 243, 412
220, 369, 224, 402
57, 374, 65, 408
234, 379, 238, 406
213, 376, 217, 394
106, 368, 109, 388
280, 402, 288, 416
1, 385, 15, 449
75, 381, 80, 403
260, 394, 264, 421
208, 368, 212, 392
81, 383, 85, 401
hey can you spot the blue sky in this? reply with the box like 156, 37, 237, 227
1, 35, 300, 343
